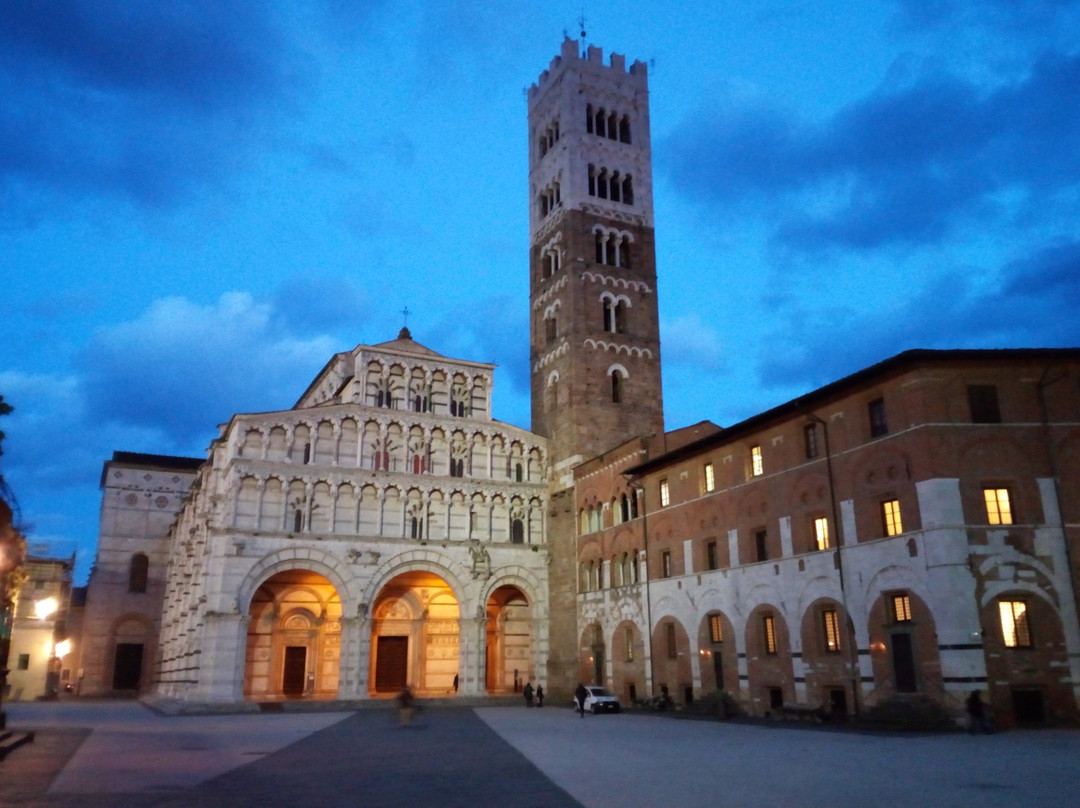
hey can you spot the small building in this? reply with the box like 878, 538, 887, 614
5, 550, 75, 701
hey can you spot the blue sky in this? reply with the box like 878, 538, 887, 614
2, 1, 1078, 584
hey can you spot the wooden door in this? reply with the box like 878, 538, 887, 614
282, 645, 307, 695
375, 636, 409, 692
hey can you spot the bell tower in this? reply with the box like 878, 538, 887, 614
528, 37, 664, 490
529, 39, 665, 695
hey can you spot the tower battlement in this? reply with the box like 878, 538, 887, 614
529, 37, 647, 99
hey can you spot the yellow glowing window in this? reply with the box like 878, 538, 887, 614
704, 462, 715, 493
659, 479, 670, 507
709, 614, 723, 644
882, 499, 903, 536
891, 594, 912, 623
751, 445, 763, 476
984, 488, 1013, 525
823, 609, 840, 652
813, 516, 830, 550
625, 627, 634, 662
763, 614, 777, 655
999, 600, 1032, 648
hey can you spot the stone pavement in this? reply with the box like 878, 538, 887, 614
2, 701, 1078, 807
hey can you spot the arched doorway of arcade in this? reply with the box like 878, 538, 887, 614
370, 570, 460, 697
244, 569, 342, 700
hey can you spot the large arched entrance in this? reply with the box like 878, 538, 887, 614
485, 585, 532, 693
244, 569, 342, 700
370, 571, 460, 697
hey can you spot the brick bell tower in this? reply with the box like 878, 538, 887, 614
528, 37, 664, 488
529, 38, 664, 694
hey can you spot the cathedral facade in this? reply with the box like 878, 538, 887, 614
151, 332, 548, 702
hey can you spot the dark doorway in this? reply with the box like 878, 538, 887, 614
112, 643, 143, 691
282, 646, 307, 696
592, 646, 605, 685
890, 632, 917, 692
375, 636, 409, 692
1012, 688, 1045, 724
828, 687, 847, 719
768, 686, 784, 711
712, 648, 725, 691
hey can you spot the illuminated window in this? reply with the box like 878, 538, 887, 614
868, 397, 888, 438
750, 445, 763, 477
661, 550, 672, 578
984, 488, 1013, 525
763, 614, 777, 655
822, 609, 841, 652
882, 499, 903, 536
659, 479, 670, 507
804, 423, 819, 459
706, 541, 718, 571
625, 628, 634, 661
813, 517, 830, 550
891, 593, 912, 623
968, 384, 1001, 424
709, 614, 723, 644
666, 623, 677, 658
999, 600, 1032, 648
703, 462, 715, 493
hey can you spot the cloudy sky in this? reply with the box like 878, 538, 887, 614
2, 1, 1078, 583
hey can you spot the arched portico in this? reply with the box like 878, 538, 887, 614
243, 569, 342, 700
485, 584, 532, 693
369, 570, 460, 696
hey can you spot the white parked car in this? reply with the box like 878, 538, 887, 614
577, 685, 621, 714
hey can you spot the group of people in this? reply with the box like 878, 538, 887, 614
521, 681, 545, 707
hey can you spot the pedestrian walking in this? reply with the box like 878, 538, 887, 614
397, 684, 415, 727
575, 682, 588, 717
523, 681, 535, 707
536, 684, 545, 707
966, 689, 992, 734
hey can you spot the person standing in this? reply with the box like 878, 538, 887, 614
966, 689, 991, 733
575, 682, 588, 717
523, 681, 534, 707
536, 684, 545, 707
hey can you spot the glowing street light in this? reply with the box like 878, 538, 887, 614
34, 597, 59, 620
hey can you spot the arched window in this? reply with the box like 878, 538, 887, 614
410, 515, 423, 539
545, 317, 557, 345
586, 103, 594, 134
622, 175, 634, 205
619, 115, 631, 144
610, 171, 621, 202
595, 107, 606, 137
515, 463, 524, 482
611, 370, 624, 403
630, 491, 639, 519
621, 494, 630, 522
128, 553, 149, 593
511, 519, 525, 544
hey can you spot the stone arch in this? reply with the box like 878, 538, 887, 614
237, 547, 358, 618
696, 609, 737, 695
651, 614, 693, 705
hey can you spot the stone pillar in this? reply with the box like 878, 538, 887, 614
337, 616, 365, 698
197, 612, 248, 703
457, 613, 488, 695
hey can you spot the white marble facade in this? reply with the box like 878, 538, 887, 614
154, 330, 550, 702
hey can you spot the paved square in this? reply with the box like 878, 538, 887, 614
2, 702, 1077, 807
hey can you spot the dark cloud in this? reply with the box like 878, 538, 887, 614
757, 241, 1080, 390
663, 50, 1080, 252
0, 1, 298, 210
